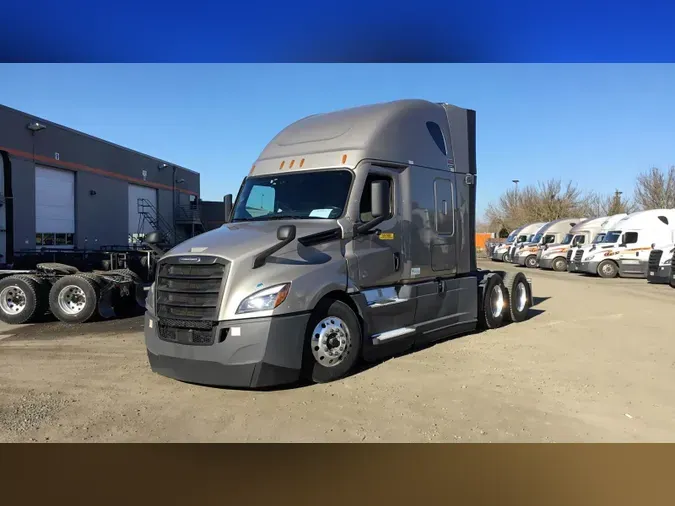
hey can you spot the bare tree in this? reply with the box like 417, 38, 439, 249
485, 179, 586, 231
579, 189, 635, 217
633, 166, 675, 210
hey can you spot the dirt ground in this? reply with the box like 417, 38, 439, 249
1, 260, 674, 443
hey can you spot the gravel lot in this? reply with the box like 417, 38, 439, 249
1, 260, 674, 443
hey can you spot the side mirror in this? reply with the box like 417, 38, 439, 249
223, 194, 233, 223
144, 231, 163, 245
371, 180, 390, 219
277, 224, 296, 242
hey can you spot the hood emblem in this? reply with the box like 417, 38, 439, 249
190, 247, 208, 253
178, 257, 202, 263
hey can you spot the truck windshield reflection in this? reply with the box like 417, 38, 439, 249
232, 170, 353, 222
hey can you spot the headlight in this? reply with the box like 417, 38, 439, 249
237, 283, 291, 314
664, 257, 672, 266
586, 255, 595, 261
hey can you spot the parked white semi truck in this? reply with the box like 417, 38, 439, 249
513, 218, 583, 268
566, 214, 628, 273
575, 209, 675, 278
647, 243, 675, 285
537, 218, 607, 272
505, 222, 547, 263
142, 99, 535, 389
491, 225, 526, 262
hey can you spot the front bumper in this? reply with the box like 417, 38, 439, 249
145, 311, 311, 388
579, 260, 601, 275
618, 259, 648, 279
647, 265, 672, 284
538, 257, 554, 270
514, 254, 532, 266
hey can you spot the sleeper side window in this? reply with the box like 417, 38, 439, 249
624, 232, 638, 244
359, 173, 394, 223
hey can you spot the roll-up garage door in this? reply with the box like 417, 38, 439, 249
35, 166, 75, 248
128, 183, 158, 244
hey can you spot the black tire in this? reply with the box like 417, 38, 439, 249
502, 252, 509, 262
478, 274, 507, 330
48, 274, 101, 323
597, 260, 618, 279
0, 275, 48, 324
552, 257, 567, 272
302, 299, 362, 384
502, 272, 532, 323
525, 255, 538, 268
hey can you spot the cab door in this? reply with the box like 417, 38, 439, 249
351, 169, 403, 288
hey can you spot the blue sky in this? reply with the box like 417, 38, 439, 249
1, 64, 674, 218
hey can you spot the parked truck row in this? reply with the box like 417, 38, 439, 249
489, 210, 675, 288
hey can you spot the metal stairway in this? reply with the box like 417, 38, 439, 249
134, 198, 175, 247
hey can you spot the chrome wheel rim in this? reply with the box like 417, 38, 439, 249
601, 263, 614, 276
58, 285, 87, 315
311, 316, 351, 367
0, 285, 27, 315
515, 282, 528, 312
490, 285, 504, 319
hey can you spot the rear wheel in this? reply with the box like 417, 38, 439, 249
552, 257, 567, 272
0, 275, 47, 324
525, 255, 538, 268
502, 272, 531, 323
49, 275, 101, 323
302, 299, 362, 384
597, 260, 618, 279
478, 274, 507, 330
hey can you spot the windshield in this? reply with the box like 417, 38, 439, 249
602, 231, 622, 244
592, 233, 605, 244
232, 170, 352, 222
543, 234, 556, 244
532, 233, 543, 243
561, 234, 574, 245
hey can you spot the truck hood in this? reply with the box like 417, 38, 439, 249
162, 220, 341, 261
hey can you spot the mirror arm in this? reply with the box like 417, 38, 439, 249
253, 226, 296, 269
354, 215, 387, 235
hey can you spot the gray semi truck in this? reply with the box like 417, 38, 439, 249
143, 99, 534, 388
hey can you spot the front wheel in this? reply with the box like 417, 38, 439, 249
597, 260, 618, 279
302, 299, 362, 384
502, 252, 509, 262
525, 255, 538, 268
552, 257, 568, 272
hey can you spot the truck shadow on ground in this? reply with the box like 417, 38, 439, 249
254, 295, 551, 392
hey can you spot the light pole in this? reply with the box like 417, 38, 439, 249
512, 179, 520, 194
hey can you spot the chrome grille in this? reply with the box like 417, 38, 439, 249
574, 250, 584, 263
566, 249, 573, 261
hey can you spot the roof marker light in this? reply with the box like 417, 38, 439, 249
279, 161, 285, 170
289, 159, 295, 168
299, 158, 305, 167
341, 154, 348, 164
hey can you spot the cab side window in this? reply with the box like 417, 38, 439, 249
359, 174, 393, 223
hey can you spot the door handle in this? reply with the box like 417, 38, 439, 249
393, 252, 401, 272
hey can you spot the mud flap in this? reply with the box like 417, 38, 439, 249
97, 283, 118, 319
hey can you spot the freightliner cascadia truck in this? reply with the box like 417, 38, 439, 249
143, 99, 534, 388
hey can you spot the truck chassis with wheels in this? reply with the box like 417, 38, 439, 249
0, 248, 159, 325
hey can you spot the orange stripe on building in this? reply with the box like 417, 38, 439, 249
0, 146, 198, 196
